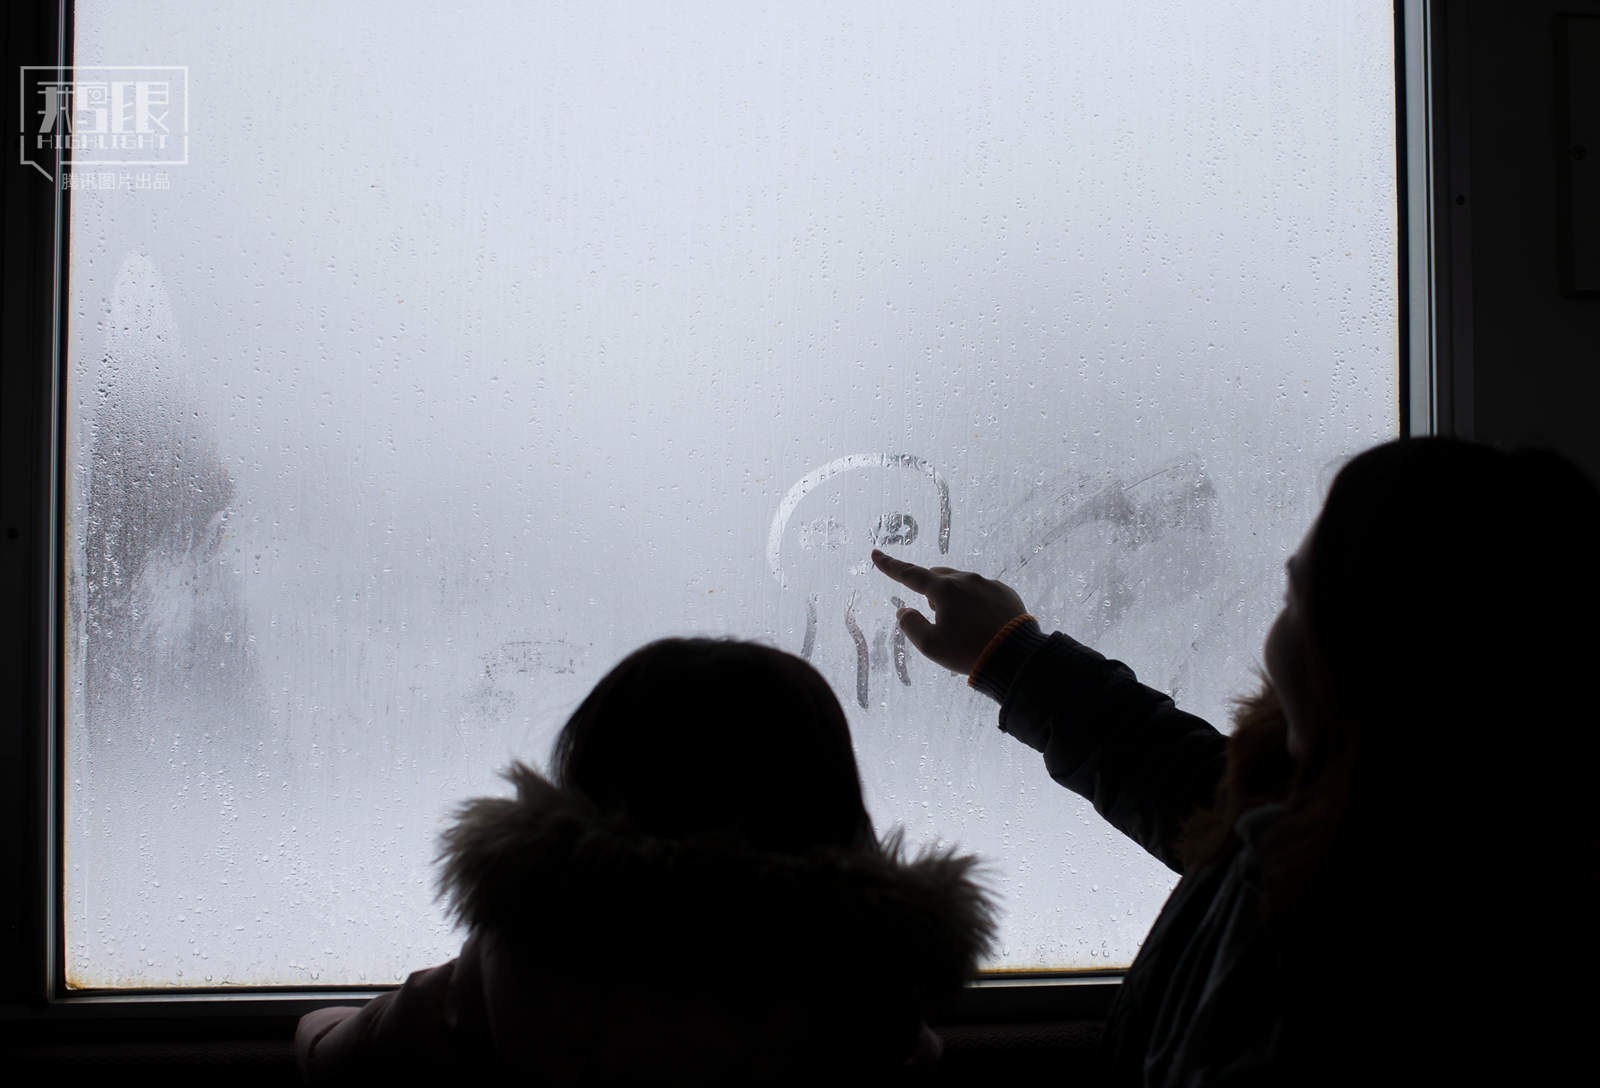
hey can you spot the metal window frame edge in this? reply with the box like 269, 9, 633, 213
1, 0, 67, 1027
1405, 0, 1468, 438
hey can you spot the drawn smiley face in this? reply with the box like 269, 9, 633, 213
769, 454, 950, 709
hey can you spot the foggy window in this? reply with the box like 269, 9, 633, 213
64, 0, 1397, 987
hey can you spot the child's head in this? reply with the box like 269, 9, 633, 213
550, 638, 874, 854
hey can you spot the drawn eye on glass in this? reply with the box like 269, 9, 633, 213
871, 512, 918, 548
769, 455, 950, 711
797, 515, 851, 552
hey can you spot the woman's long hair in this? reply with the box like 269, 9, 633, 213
549, 637, 875, 855
1181, 437, 1600, 922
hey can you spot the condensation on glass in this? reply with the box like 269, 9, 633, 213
64, 1, 1398, 987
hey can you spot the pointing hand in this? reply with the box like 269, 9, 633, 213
870, 550, 1029, 676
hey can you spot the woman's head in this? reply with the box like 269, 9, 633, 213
1266, 436, 1600, 786
1197, 437, 1600, 908
550, 638, 874, 854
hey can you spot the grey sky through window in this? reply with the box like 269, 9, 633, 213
64, 0, 1397, 986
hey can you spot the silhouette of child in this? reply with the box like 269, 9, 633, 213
296, 637, 996, 1084
874, 437, 1599, 1085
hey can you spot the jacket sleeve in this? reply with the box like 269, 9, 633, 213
974, 621, 1228, 872
294, 956, 464, 1084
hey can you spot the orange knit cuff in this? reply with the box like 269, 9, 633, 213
967, 614, 1036, 687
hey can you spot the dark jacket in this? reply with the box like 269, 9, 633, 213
976, 623, 1399, 1086
295, 765, 996, 1085
975, 622, 1253, 1085
975, 621, 1586, 1086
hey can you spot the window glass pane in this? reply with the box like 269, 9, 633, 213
65, 0, 1397, 986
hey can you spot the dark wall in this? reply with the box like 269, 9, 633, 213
1462, 0, 1600, 481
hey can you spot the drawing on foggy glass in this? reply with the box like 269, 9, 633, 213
993, 461, 1225, 667
74, 253, 262, 770
768, 453, 952, 707
64, 0, 1400, 987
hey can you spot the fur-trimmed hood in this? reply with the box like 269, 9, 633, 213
437, 762, 997, 997
296, 768, 992, 1086
405, 764, 1000, 1082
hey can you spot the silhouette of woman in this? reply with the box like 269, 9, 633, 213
874, 437, 1599, 1085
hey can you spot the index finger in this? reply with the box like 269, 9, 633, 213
871, 549, 936, 594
